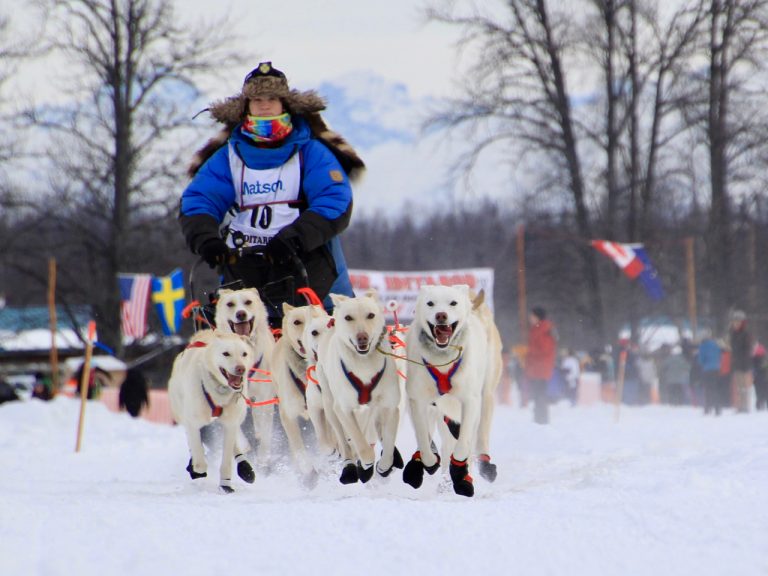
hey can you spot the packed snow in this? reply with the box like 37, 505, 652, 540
1, 396, 766, 576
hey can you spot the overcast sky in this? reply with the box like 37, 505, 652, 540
183, 0, 461, 99
4, 0, 461, 103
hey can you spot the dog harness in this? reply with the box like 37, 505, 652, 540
422, 357, 463, 396
202, 386, 225, 417
289, 366, 307, 398
340, 359, 387, 405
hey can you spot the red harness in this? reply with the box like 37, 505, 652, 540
199, 353, 263, 418
341, 359, 387, 405
423, 357, 463, 396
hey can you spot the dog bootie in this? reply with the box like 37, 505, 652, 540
449, 456, 474, 497
186, 458, 207, 480
477, 454, 498, 483
393, 446, 404, 469
220, 484, 235, 494
376, 446, 405, 477
357, 461, 375, 484
339, 460, 359, 485
236, 454, 255, 484
403, 451, 440, 489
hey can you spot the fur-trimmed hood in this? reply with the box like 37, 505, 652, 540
189, 62, 364, 182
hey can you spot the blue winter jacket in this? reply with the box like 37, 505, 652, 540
697, 338, 722, 373
180, 117, 354, 299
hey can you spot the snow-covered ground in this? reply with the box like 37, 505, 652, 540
1, 396, 766, 576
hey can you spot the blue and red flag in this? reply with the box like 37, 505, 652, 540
591, 240, 664, 300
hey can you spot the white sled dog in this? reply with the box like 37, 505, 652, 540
402, 284, 501, 497
168, 330, 255, 493
317, 292, 403, 484
271, 303, 318, 487
302, 304, 343, 460
215, 288, 276, 470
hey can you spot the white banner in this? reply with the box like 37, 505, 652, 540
348, 268, 495, 323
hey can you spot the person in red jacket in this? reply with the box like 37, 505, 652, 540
525, 306, 558, 424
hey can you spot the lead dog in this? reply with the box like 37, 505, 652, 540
402, 284, 498, 497
168, 330, 255, 493
317, 292, 403, 484
215, 288, 276, 471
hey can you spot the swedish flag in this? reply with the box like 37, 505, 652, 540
151, 268, 185, 335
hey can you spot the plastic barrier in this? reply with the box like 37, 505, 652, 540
100, 387, 175, 425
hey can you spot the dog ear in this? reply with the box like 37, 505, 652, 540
330, 293, 349, 307
363, 289, 380, 302
471, 289, 485, 310
282, 302, 295, 314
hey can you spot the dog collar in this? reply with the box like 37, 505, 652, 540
422, 356, 463, 396
341, 359, 387, 405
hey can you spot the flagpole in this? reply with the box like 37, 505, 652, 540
75, 321, 97, 453
516, 225, 527, 343
685, 237, 697, 337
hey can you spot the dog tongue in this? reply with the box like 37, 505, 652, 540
227, 372, 243, 389
435, 324, 453, 345
232, 321, 250, 336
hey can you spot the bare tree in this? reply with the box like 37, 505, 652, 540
16, 0, 247, 353
426, 0, 607, 340
683, 0, 768, 327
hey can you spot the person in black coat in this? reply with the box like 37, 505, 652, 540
119, 368, 150, 418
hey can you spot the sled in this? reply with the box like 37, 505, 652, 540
183, 244, 313, 334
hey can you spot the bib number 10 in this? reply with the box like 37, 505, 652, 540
250, 206, 273, 230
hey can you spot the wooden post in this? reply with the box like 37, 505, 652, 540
516, 224, 528, 342
48, 258, 60, 396
75, 321, 97, 453
685, 237, 697, 337
614, 348, 627, 422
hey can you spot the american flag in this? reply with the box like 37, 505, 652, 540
118, 273, 152, 340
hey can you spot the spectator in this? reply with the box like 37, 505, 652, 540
728, 310, 753, 413
0, 375, 19, 405
658, 344, 691, 405
119, 368, 150, 418
72, 363, 110, 400
618, 341, 644, 405
718, 338, 732, 409
32, 372, 54, 401
561, 348, 580, 405
752, 342, 768, 411
697, 331, 724, 415
525, 306, 557, 424
635, 348, 657, 405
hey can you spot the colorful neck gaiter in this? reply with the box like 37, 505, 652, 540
241, 113, 293, 144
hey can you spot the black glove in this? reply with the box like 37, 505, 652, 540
198, 238, 229, 269
263, 235, 296, 265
